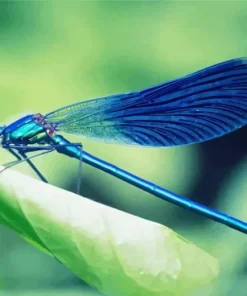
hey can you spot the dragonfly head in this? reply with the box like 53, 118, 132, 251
0, 126, 6, 137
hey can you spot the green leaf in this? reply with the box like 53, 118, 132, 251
0, 167, 219, 296
0, 289, 102, 296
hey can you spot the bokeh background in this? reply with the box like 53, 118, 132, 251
0, 1, 247, 295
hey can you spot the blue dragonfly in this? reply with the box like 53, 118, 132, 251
1, 57, 247, 234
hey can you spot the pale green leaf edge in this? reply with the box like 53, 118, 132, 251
0, 167, 219, 296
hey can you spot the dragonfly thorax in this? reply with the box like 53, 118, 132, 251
0, 115, 48, 146
33, 113, 56, 137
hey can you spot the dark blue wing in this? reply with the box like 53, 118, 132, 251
45, 58, 247, 147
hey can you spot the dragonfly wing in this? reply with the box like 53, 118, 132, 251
45, 58, 247, 147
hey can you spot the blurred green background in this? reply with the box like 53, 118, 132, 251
0, 1, 247, 295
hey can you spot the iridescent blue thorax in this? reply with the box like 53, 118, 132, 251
0, 114, 48, 145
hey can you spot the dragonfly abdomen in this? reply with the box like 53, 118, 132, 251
50, 135, 81, 159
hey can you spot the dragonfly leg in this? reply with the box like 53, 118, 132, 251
75, 143, 83, 194
3, 144, 82, 151
17, 150, 48, 183
8, 149, 22, 161
2, 144, 49, 153
2, 148, 25, 168
3, 143, 84, 193
3, 147, 49, 183
0, 147, 54, 182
